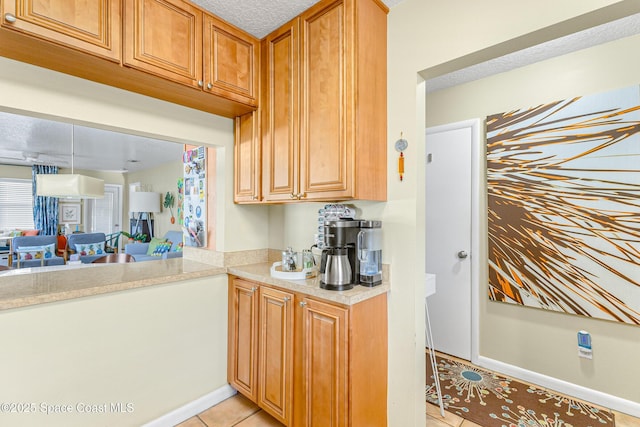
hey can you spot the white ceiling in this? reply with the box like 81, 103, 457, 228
1, 2, 638, 173
0, 111, 183, 173
191, 0, 405, 38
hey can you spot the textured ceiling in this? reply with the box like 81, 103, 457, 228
191, 0, 404, 38
425, 12, 640, 93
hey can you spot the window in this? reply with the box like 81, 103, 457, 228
0, 178, 34, 230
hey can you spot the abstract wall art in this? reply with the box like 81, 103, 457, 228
486, 85, 640, 324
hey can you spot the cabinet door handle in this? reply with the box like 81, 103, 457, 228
283, 297, 290, 302
299, 301, 307, 307
297, 192, 307, 200
197, 80, 203, 87
290, 193, 297, 199
250, 287, 257, 293
207, 82, 213, 90
4, 13, 17, 23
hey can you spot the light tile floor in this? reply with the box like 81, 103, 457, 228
176, 394, 284, 427
179, 387, 639, 427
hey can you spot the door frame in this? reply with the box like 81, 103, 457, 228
425, 118, 482, 364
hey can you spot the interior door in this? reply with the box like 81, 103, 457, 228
425, 120, 479, 361
84, 184, 122, 248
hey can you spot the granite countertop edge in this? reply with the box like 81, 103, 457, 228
0, 258, 227, 311
228, 263, 390, 306
0, 254, 390, 310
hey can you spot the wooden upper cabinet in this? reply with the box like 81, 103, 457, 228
1, 0, 120, 61
255, 0, 388, 204
300, 1, 351, 200
262, 19, 299, 202
124, 0, 259, 103
234, 111, 262, 203
124, 0, 203, 87
204, 13, 259, 106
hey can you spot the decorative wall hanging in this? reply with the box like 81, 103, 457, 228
59, 203, 81, 224
395, 133, 408, 181
486, 85, 640, 324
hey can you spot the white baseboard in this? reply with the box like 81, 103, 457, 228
477, 356, 640, 418
143, 384, 237, 427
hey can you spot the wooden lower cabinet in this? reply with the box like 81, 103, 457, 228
258, 286, 294, 424
228, 275, 388, 427
228, 277, 259, 400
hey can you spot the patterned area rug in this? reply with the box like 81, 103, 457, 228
426, 352, 615, 427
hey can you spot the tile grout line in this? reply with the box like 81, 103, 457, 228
230, 407, 263, 426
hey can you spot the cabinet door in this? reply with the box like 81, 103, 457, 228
2, 0, 120, 61
234, 111, 261, 203
262, 20, 300, 202
204, 14, 258, 106
299, 0, 353, 200
124, 0, 202, 87
258, 286, 294, 425
228, 278, 259, 401
295, 297, 348, 427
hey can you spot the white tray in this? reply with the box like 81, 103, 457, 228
270, 262, 317, 280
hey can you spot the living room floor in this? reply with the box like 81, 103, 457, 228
177, 389, 640, 427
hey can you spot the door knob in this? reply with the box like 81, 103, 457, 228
457, 250, 468, 259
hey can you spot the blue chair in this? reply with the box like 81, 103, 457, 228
11, 235, 65, 268
67, 232, 107, 263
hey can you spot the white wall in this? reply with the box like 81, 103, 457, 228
0, 275, 228, 427
426, 32, 640, 406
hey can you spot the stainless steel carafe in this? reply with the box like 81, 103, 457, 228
320, 247, 353, 290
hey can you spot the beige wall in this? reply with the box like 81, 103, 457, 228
0, 275, 228, 427
426, 32, 640, 403
384, 0, 640, 425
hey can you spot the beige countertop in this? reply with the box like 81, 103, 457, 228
0, 258, 226, 311
0, 249, 390, 310
228, 262, 390, 306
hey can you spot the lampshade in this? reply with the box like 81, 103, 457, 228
36, 174, 105, 198
129, 191, 161, 213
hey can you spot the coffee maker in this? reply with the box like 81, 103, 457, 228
319, 219, 360, 290
320, 218, 383, 290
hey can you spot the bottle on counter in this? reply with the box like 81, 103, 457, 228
281, 247, 297, 272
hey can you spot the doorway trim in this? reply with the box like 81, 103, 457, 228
425, 118, 482, 364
